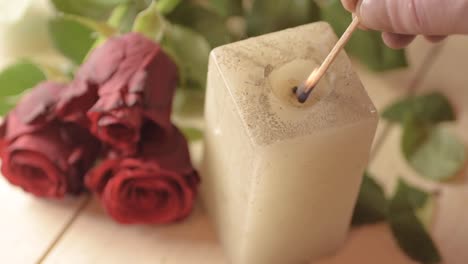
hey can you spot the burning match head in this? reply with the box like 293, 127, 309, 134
294, 83, 314, 104
298, 89, 313, 103
294, 67, 320, 103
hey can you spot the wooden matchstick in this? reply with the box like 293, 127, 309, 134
296, 16, 361, 103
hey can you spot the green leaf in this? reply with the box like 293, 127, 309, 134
382, 92, 456, 124
390, 179, 429, 212
351, 172, 388, 227
0, 96, 20, 116
181, 127, 204, 142
388, 179, 441, 264
133, 1, 166, 41
0, 61, 46, 97
389, 213, 440, 264
209, 0, 243, 17
51, 0, 129, 19
162, 24, 211, 90
108, 4, 131, 28
173, 88, 206, 117
61, 14, 117, 37
109, 2, 149, 33
167, 1, 232, 47
321, 0, 407, 71
247, 0, 320, 37
402, 122, 466, 181
156, 0, 182, 15
415, 195, 435, 230
49, 17, 96, 64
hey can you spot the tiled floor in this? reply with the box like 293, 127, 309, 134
1, 36, 468, 264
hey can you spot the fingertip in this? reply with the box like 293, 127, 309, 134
382, 32, 416, 49
424, 35, 447, 43
341, 0, 359, 12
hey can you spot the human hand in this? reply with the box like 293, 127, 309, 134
341, 0, 468, 49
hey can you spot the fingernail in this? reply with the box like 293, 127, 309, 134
424, 35, 447, 43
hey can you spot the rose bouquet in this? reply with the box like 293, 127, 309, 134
0, 31, 199, 224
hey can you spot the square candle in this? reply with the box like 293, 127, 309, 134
200, 22, 378, 264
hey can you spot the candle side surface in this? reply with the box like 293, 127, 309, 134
201, 22, 379, 264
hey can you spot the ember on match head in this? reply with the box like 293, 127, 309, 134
297, 88, 313, 104
294, 82, 314, 104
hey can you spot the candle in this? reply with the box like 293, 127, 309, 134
200, 22, 378, 264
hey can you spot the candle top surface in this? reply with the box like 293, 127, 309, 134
209, 22, 378, 146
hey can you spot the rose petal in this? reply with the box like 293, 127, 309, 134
91, 157, 197, 224
142, 125, 194, 174
9, 122, 72, 172
56, 79, 98, 126
77, 37, 125, 84
89, 107, 142, 156
97, 34, 158, 96
89, 93, 125, 113
15, 81, 65, 124
141, 49, 178, 113
85, 158, 122, 195
1, 120, 99, 197
1, 150, 65, 197
103, 169, 191, 224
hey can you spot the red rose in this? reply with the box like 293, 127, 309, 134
86, 127, 199, 224
56, 33, 178, 155
0, 82, 100, 198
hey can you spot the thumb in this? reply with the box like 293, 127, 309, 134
356, 0, 468, 35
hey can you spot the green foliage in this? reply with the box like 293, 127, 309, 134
0, 61, 46, 97
0, 61, 46, 116
246, 0, 320, 37
133, 1, 166, 41
321, 0, 407, 71
383, 93, 465, 181
61, 14, 117, 37
209, 0, 243, 17
162, 24, 211, 90
0, 97, 18, 116
49, 17, 96, 64
181, 127, 204, 142
353, 176, 442, 263
389, 179, 429, 212
351, 173, 388, 226
156, 0, 182, 15
388, 180, 441, 264
133, 3, 211, 90
168, 1, 232, 47
108, 4, 137, 32
51, 0, 130, 19
173, 89, 205, 117
402, 122, 466, 181
382, 92, 455, 124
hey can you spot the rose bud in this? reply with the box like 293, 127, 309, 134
85, 126, 199, 224
56, 32, 178, 156
0, 82, 100, 198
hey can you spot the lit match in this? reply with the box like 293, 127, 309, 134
295, 15, 361, 103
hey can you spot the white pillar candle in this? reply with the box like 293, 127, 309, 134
201, 22, 378, 264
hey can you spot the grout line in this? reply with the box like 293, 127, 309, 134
36, 194, 92, 264
369, 43, 445, 165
